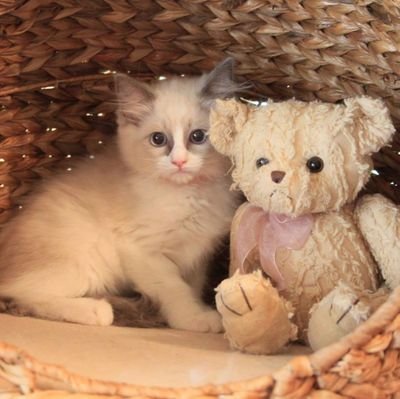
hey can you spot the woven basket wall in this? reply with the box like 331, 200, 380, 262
1, 0, 400, 398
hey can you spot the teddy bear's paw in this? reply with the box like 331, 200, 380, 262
356, 194, 400, 290
308, 283, 373, 351
215, 270, 274, 318
216, 281, 254, 319
215, 271, 297, 354
168, 308, 223, 333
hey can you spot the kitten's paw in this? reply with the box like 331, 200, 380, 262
169, 309, 223, 333
192, 309, 223, 333
86, 299, 114, 326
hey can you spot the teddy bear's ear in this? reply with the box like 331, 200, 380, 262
208, 98, 250, 156
344, 96, 395, 155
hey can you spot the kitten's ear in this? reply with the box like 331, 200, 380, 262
114, 74, 154, 125
200, 58, 248, 104
209, 98, 250, 156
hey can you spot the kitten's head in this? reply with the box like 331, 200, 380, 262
115, 59, 245, 185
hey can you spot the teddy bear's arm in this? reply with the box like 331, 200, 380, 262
355, 194, 400, 290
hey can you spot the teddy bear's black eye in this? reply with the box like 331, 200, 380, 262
306, 156, 324, 173
256, 157, 269, 168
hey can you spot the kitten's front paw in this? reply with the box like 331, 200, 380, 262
190, 309, 223, 333
169, 309, 223, 333
86, 299, 114, 326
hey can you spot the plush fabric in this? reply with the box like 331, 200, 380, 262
208, 97, 399, 355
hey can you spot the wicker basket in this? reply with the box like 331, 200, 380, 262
1, 0, 400, 397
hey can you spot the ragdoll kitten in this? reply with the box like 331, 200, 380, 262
0, 59, 244, 333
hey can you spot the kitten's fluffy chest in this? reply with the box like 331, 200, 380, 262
117, 178, 235, 260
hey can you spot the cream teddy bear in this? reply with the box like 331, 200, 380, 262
208, 97, 399, 354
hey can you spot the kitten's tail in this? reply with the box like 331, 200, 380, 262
106, 295, 167, 328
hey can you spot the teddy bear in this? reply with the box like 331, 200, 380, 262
208, 96, 400, 354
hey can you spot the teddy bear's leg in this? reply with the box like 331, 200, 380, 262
355, 194, 400, 290
308, 283, 389, 351
215, 270, 297, 355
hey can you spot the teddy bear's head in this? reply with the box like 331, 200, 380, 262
209, 97, 395, 216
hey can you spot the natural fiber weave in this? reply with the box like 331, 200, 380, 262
1, 0, 400, 397
0, 0, 399, 223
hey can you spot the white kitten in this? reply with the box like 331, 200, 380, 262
0, 59, 243, 332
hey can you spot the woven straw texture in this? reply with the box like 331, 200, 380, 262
0, 0, 399, 223
0, 0, 400, 397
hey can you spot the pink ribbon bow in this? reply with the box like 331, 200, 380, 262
235, 205, 314, 291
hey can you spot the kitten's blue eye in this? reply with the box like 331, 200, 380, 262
189, 129, 207, 144
256, 157, 269, 168
150, 132, 168, 147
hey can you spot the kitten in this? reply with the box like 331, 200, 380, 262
0, 59, 244, 333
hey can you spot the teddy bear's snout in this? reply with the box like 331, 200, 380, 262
271, 170, 286, 184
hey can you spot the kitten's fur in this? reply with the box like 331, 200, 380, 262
0, 59, 244, 332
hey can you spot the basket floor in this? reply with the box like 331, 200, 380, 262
0, 314, 310, 387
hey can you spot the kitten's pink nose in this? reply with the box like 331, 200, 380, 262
172, 159, 187, 169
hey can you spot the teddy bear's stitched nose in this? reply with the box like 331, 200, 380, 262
271, 170, 286, 184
